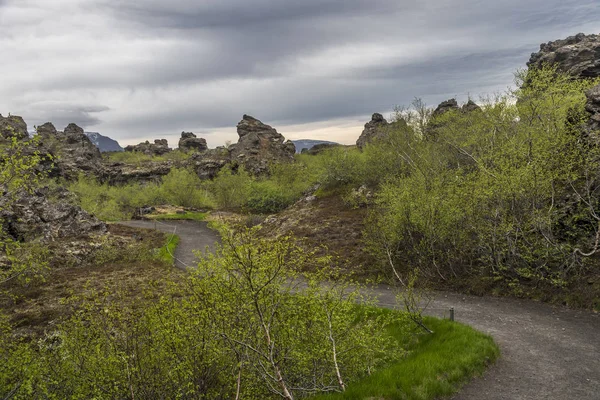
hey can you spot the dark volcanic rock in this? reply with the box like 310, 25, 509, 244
527, 33, 600, 79
190, 148, 231, 180
104, 161, 173, 185
229, 115, 296, 175
356, 113, 389, 149
178, 132, 208, 153
584, 84, 600, 139
125, 139, 171, 156
0, 114, 28, 140
432, 99, 460, 118
0, 186, 106, 242
462, 99, 482, 113
36, 122, 58, 136
34, 122, 103, 180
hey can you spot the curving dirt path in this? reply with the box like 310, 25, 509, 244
117, 220, 600, 400
117, 219, 219, 269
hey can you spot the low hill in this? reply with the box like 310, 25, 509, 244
85, 131, 123, 152
292, 139, 338, 153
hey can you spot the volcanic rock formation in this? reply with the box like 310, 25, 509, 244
0, 114, 28, 140
124, 139, 171, 156
178, 132, 208, 153
356, 113, 390, 149
527, 33, 600, 79
229, 115, 296, 175
0, 186, 106, 242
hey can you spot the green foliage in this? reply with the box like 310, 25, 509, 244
0, 136, 51, 294
312, 317, 499, 400
365, 66, 600, 297
160, 167, 213, 209
157, 233, 180, 264
209, 166, 252, 210
0, 229, 413, 399
315, 147, 367, 190
68, 168, 213, 221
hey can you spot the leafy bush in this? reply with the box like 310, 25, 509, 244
68, 168, 212, 220
160, 168, 213, 209
209, 166, 252, 210
0, 230, 408, 399
365, 66, 600, 298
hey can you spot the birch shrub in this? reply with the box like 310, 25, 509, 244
365, 67, 600, 298
2, 229, 408, 399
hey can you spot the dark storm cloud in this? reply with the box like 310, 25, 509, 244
1, 0, 599, 144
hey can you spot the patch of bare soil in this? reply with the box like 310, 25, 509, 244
259, 195, 378, 276
1, 224, 181, 338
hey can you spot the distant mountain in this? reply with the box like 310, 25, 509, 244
291, 139, 338, 153
85, 132, 123, 152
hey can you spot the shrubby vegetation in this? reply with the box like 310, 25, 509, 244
68, 168, 214, 220
0, 136, 50, 290
359, 67, 600, 303
0, 228, 415, 399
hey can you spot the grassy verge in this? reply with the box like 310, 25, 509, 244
312, 316, 499, 400
157, 233, 180, 264
147, 211, 208, 221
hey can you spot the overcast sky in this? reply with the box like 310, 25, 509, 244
1, 0, 599, 148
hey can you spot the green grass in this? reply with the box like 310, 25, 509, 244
157, 233, 180, 264
148, 211, 208, 221
312, 316, 499, 400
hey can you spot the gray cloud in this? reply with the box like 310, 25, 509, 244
0, 0, 599, 146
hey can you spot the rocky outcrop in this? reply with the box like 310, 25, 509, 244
124, 139, 171, 156
461, 99, 482, 113
584, 84, 600, 139
432, 99, 460, 118
425, 99, 482, 139
104, 161, 173, 185
190, 148, 231, 180
35, 122, 103, 180
178, 132, 208, 153
527, 33, 600, 79
0, 114, 28, 140
229, 115, 296, 175
356, 113, 390, 149
0, 186, 106, 242
36, 122, 57, 136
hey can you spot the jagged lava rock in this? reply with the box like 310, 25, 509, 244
356, 113, 389, 149
0, 114, 28, 140
584, 84, 600, 139
125, 139, 171, 156
432, 99, 460, 118
104, 161, 174, 185
229, 115, 296, 175
178, 132, 208, 152
34, 122, 103, 179
190, 148, 231, 180
527, 33, 600, 79
461, 99, 482, 113
0, 186, 106, 242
